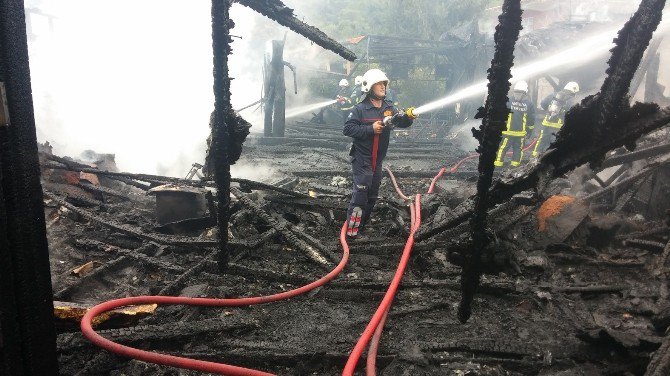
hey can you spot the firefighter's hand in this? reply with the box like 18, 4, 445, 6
336, 95, 345, 104
373, 121, 383, 134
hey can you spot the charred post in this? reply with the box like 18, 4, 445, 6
459, 0, 522, 323
236, 0, 356, 61
0, 0, 59, 373
210, 0, 234, 271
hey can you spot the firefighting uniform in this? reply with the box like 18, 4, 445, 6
338, 86, 355, 121
495, 92, 536, 167
350, 87, 364, 108
533, 89, 575, 156
343, 97, 411, 236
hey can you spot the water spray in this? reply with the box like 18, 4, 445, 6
412, 28, 622, 116
284, 99, 338, 119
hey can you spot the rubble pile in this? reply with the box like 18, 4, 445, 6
43, 108, 670, 374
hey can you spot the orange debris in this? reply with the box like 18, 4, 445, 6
537, 195, 576, 232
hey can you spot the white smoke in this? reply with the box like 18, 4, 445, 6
26, 0, 335, 177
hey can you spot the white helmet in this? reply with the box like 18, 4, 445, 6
354, 75, 363, 86
564, 81, 579, 94
361, 69, 389, 93
513, 80, 528, 93
339, 79, 349, 87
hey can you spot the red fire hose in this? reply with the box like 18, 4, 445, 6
80, 222, 353, 375
342, 196, 422, 375
358, 137, 536, 374
428, 167, 447, 194
82, 162, 450, 374
385, 166, 411, 202
354, 166, 446, 376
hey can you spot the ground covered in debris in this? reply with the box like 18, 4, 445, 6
46, 120, 670, 375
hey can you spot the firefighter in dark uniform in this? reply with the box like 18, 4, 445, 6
343, 69, 414, 238
532, 81, 579, 157
494, 81, 535, 167
336, 78, 354, 122
350, 76, 364, 105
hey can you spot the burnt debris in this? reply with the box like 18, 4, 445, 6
460, 0, 523, 323
5, 0, 670, 375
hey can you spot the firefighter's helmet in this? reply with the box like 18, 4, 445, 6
361, 69, 389, 93
513, 80, 529, 93
564, 81, 579, 94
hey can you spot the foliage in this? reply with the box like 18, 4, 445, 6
284, 0, 493, 108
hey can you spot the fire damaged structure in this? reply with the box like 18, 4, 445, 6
3, 0, 670, 375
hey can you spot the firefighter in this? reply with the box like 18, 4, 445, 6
343, 69, 414, 238
350, 75, 364, 104
532, 81, 579, 157
336, 78, 354, 121
494, 81, 535, 167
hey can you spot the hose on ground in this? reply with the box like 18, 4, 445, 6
81, 222, 352, 375
342, 196, 422, 375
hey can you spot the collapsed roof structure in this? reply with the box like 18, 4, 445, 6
2, 0, 670, 375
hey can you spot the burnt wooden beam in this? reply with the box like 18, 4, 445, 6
645, 334, 670, 376
210, 0, 232, 270
601, 142, 670, 168
235, 0, 356, 61
458, 0, 522, 323
0, 0, 59, 373
230, 187, 334, 269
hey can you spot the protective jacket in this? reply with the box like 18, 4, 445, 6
343, 97, 410, 171
350, 87, 364, 105
540, 89, 575, 128
504, 92, 535, 136
338, 86, 354, 111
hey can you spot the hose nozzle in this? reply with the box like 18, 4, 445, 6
406, 107, 418, 119
383, 107, 418, 129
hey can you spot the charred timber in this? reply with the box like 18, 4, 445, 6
584, 160, 667, 202
600, 141, 670, 168
645, 335, 670, 376
54, 256, 128, 300
58, 316, 258, 351
0, 1, 59, 371
230, 187, 334, 268
235, 0, 356, 61
44, 162, 309, 198
595, 0, 665, 137
43, 191, 235, 248
459, 0, 522, 323
209, 0, 233, 270
158, 248, 219, 295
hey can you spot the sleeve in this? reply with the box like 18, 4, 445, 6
540, 94, 553, 110
394, 105, 413, 129
343, 106, 374, 139
527, 99, 536, 129
340, 97, 354, 111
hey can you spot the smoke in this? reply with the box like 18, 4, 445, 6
231, 161, 280, 183
27, 1, 670, 178
26, 0, 338, 178
448, 120, 481, 153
